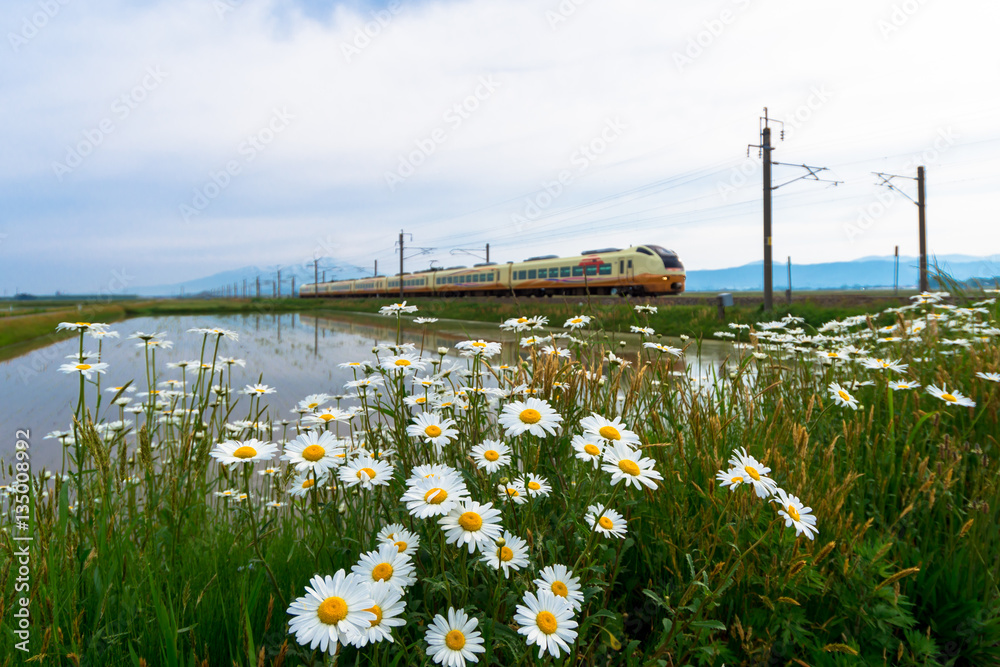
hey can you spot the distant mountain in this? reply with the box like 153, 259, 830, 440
132, 258, 370, 297
686, 254, 1000, 292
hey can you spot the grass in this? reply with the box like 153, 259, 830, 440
1, 291, 999, 666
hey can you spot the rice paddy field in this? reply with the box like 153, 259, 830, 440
1, 292, 999, 666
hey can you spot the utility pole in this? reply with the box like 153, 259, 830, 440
256, 276, 260, 299
314, 259, 319, 291
918, 166, 928, 292
276, 269, 281, 298
243, 278, 247, 298
398, 230, 404, 299
750, 107, 841, 310
374, 260, 378, 277
786, 256, 792, 304
291, 276, 296, 297
486, 243, 490, 263
874, 167, 928, 292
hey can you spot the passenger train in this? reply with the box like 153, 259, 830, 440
299, 245, 685, 298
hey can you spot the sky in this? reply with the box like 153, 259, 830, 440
2, 0, 999, 295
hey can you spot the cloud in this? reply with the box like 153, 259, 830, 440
2, 0, 999, 293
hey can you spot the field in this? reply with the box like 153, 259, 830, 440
1, 291, 999, 666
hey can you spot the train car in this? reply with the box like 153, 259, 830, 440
299, 244, 685, 298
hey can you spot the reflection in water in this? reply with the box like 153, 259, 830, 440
0, 310, 734, 471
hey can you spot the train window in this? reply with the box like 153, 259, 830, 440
585, 265, 597, 276
519, 270, 527, 280
560, 266, 571, 277
550, 268, 559, 278
620, 261, 624, 273
482, 273, 489, 281
528, 269, 536, 279
637, 247, 653, 256
598, 263, 611, 276
572, 266, 583, 277
627, 260, 633, 269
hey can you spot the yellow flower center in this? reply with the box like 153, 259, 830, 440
599, 425, 621, 440
744, 465, 761, 481
618, 460, 641, 476
307, 402, 319, 408
527, 481, 541, 491
786, 504, 801, 522
551, 581, 569, 597
484, 449, 500, 461
519, 408, 542, 424
941, 393, 957, 402
394, 540, 407, 553
424, 488, 448, 504
838, 390, 851, 401
76, 364, 92, 370
730, 476, 743, 484
366, 604, 383, 627
301, 479, 315, 489
356, 467, 377, 481
425, 425, 443, 438
473, 341, 486, 347
583, 444, 601, 456
536, 611, 558, 635
302, 445, 325, 461
75, 322, 91, 326
319, 414, 334, 421
517, 317, 528, 323
505, 487, 520, 497
445, 629, 466, 650
394, 359, 411, 366
371, 562, 394, 581
316, 596, 348, 625
598, 516, 614, 530
498, 546, 514, 562
232, 446, 257, 459
459, 511, 483, 532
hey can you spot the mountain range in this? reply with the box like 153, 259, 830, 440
129, 254, 1000, 296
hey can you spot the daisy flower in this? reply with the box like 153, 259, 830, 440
287, 471, 327, 497
772, 488, 818, 540
630, 326, 654, 335
414, 317, 438, 324
286, 570, 376, 656
579, 413, 642, 448
498, 397, 563, 437
975, 371, 1000, 383
860, 358, 908, 373
302, 407, 353, 427
481, 531, 529, 576
727, 447, 779, 498
828, 383, 859, 410
57, 321, 110, 332
470, 440, 511, 473
455, 340, 502, 358
563, 315, 591, 329
382, 354, 427, 374
298, 393, 333, 410
339, 456, 394, 490
643, 342, 682, 357
498, 481, 528, 505
634, 304, 657, 314
601, 442, 663, 490
377, 524, 421, 557
58, 361, 109, 379
926, 384, 976, 407
187, 326, 239, 340
521, 473, 552, 498
352, 542, 416, 591
209, 438, 279, 466
349, 580, 406, 647
243, 383, 276, 396
540, 345, 571, 359
534, 564, 584, 612
513, 590, 579, 659
439, 501, 503, 554
425, 608, 485, 667
379, 301, 418, 316
888, 380, 920, 391
282, 430, 344, 473
586, 504, 627, 539
571, 434, 604, 468
402, 474, 469, 519
715, 467, 747, 492
406, 412, 459, 449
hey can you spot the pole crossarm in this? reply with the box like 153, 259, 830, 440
873, 172, 918, 205
771, 163, 843, 190
404, 247, 436, 260
450, 248, 487, 261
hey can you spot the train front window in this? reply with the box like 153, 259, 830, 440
646, 245, 684, 270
